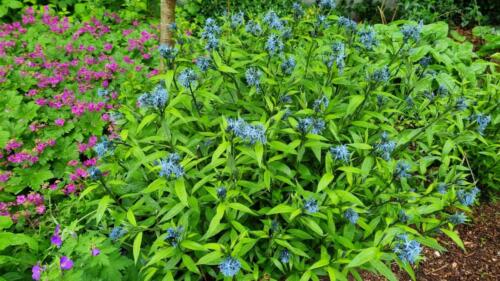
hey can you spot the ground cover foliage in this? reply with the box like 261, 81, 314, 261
0, 2, 499, 281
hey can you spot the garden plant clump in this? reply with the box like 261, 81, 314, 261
0, 2, 499, 281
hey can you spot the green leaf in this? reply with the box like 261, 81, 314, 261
133, 232, 143, 264
347, 247, 378, 268
441, 228, 465, 251
182, 254, 200, 273
181, 240, 208, 252
197, 251, 223, 265
175, 179, 189, 206
127, 209, 137, 226
137, 113, 157, 134
0, 216, 13, 230
301, 217, 324, 236
317, 173, 334, 192
218, 64, 238, 73
266, 204, 297, 215
142, 178, 167, 193
203, 204, 225, 240
96, 196, 113, 224
369, 260, 397, 281
228, 202, 257, 215
346, 95, 365, 116
309, 258, 330, 270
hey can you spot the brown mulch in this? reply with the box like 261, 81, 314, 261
355, 201, 500, 281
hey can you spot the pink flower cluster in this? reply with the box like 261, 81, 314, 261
0, 192, 45, 220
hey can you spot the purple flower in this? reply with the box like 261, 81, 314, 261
51, 225, 62, 248
32, 263, 43, 280
91, 247, 101, 256
60, 256, 74, 270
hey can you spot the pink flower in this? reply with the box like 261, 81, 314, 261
5, 140, 22, 151
16, 195, 26, 205
0, 172, 11, 182
104, 43, 113, 51
32, 263, 43, 280
91, 247, 100, 256
54, 118, 65, 126
68, 160, 79, 166
59, 256, 73, 270
51, 225, 62, 247
36, 205, 46, 214
83, 158, 97, 167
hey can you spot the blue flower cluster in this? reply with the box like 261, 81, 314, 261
457, 187, 480, 206
437, 182, 448, 194
318, 0, 336, 11
437, 84, 448, 96
292, 2, 304, 19
109, 226, 128, 241
297, 117, 326, 135
401, 20, 423, 43
358, 26, 378, 50
399, 210, 410, 223
201, 18, 221, 50
280, 249, 291, 263
245, 20, 262, 36
330, 144, 350, 163
475, 113, 491, 134
375, 132, 396, 160
344, 208, 359, 224
265, 34, 284, 56
87, 167, 102, 180
158, 153, 184, 179
304, 198, 319, 214
97, 88, 109, 97
245, 67, 263, 89
449, 212, 467, 225
263, 10, 284, 30
196, 56, 211, 72
216, 186, 227, 199
230, 12, 245, 28
178, 68, 198, 89
313, 95, 329, 112
137, 82, 169, 109
226, 118, 267, 144
395, 161, 411, 178
393, 234, 422, 264
219, 256, 241, 277
94, 136, 115, 158
419, 56, 432, 67
281, 56, 296, 75
158, 44, 178, 60
456, 97, 468, 111
165, 226, 184, 247
325, 42, 346, 73
338, 16, 357, 32
370, 66, 390, 83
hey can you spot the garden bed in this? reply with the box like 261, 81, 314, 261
355, 201, 500, 281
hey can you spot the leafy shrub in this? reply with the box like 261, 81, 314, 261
30, 3, 496, 281
0, 6, 157, 278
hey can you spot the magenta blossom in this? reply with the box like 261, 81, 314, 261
91, 247, 101, 256
51, 225, 62, 247
54, 118, 65, 126
59, 256, 73, 270
32, 263, 43, 280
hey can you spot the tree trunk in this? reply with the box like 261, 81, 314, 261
160, 0, 176, 46
160, 0, 176, 72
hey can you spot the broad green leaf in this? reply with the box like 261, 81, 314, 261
347, 247, 378, 268
175, 179, 189, 206
441, 228, 465, 251
133, 232, 143, 264
317, 173, 334, 192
